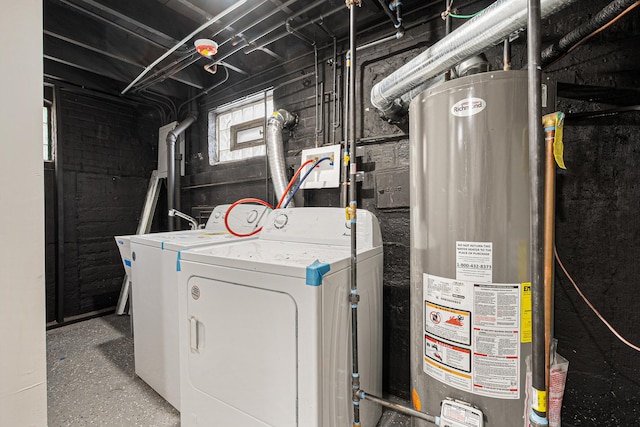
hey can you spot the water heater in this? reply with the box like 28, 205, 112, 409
409, 70, 532, 427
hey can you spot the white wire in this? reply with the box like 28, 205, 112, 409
554, 246, 640, 352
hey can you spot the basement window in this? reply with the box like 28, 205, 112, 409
208, 91, 273, 164
43, 105, 52, 162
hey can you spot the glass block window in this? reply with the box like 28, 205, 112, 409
208, 91, 273, 165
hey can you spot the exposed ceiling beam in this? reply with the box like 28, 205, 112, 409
43, 35, 191, 98
54, 0, 168, 50
60, 0, 198, 48
46, 0, 162, 63
44, 56, 184, 100
45, 30, 205, 90
45, 0, 216, 90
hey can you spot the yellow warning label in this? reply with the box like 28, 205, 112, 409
554, 117, 566, 170
542, 112, 566, 169
521, 282, 532, 343
532, 388, 548, 413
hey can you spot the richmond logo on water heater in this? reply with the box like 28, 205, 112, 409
451, 97, 487, 117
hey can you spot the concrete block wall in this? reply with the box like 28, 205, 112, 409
54, 90, 159, 317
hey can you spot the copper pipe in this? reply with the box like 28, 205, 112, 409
542, 115, 557, 393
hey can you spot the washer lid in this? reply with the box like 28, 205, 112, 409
130, 229, 250, 251
180, 239, 381, 279
122, 203, 269, 250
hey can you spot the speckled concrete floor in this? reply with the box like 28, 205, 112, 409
46, 314, 411, 427
47, 315, 179, 427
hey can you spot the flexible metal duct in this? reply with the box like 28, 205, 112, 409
370, 0, 578, 117
266, 109, 297, 203
167, 112, 197, 231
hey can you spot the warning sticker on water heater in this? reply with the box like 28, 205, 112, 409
423, 274, 521, 400
426, 302, 471, 345
456, 241, 492, 283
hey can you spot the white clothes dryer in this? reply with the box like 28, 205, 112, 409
178, 207, 383, 427
128, 203, 268, 409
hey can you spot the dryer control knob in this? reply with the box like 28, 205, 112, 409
273, 213, 288, 229
214, 211, 221, 219
246, 209, 259, 224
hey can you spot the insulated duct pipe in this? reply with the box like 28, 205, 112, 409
541, 0, 640, 68
370, 0, 578, 118
266, 109, 297, 204
167, 112, 197, 231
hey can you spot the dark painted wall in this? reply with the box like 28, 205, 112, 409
52, 90, 160, 318
177, 0, 640, 424
44, 163, 56, 323
542, 3, 640, 425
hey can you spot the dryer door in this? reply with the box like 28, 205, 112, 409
186, 276, 298, 426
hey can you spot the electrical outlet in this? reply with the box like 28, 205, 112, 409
299, 144, 341, 189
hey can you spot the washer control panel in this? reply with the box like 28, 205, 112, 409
259, 207, 381, 249
205, 204, 268, 231
273, 213, 288, 229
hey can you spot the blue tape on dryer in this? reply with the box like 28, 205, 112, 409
305, 260, 330, 286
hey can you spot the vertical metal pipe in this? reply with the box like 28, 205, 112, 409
175, 147, 181, 222
341, 51, 350, 209
444, 0, 452, 81
348, 2, 361, 426
320, 81, 325, 142
314, 44, 320, 148
264, 90, 270, 203
542, 117, 557, 394
332, 37, 338, 146
167, 113, 197, 231
54, 86, 65, 324
504, 38, 512, 70
167, 134, 176, 231
527, 0, 548, 424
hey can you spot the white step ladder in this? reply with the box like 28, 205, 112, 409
116, 170, 163, 315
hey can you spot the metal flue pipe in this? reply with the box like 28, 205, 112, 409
266, 109, 297, 204
370, 0, 578, 117
167, 111, 197, 231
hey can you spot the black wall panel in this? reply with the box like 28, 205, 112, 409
54, 91, 159, 317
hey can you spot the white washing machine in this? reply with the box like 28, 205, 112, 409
115, 203, 238, 276
128, 204, 269, 410
177, 207, 383, 427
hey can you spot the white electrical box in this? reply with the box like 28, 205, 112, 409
157, 121, 185, 178
299, 144, 341, 189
